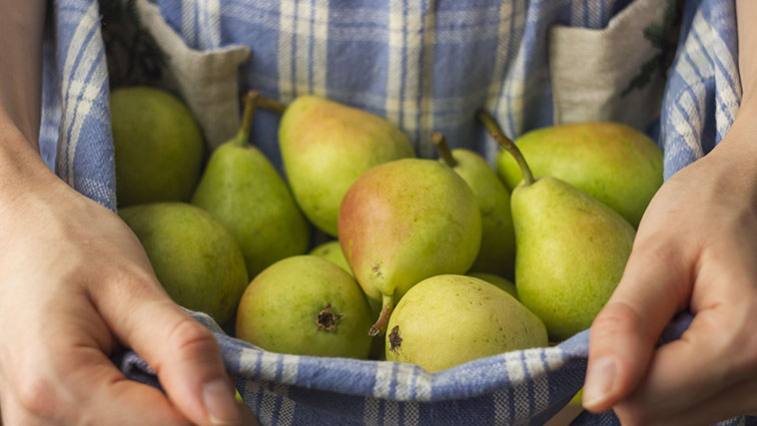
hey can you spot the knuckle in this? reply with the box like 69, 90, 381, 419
168, 317, 218, 356
591, 302, 644, 338
15, 375, 57, 418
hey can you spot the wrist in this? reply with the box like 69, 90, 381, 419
0, 122, 56, 205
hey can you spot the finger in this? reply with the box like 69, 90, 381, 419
614, 305, 754, 423
90, 272, 242, 426
63, 347, 191, 426
583, 241, 692, 412
658, 377, 757, 426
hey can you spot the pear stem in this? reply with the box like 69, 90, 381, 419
235, 91, 259, 146
368, 294, 394, 337
255, 94, 288, 114
477, 109, 534, 185
431, 132, 458, 167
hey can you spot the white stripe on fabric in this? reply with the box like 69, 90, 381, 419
403, 402, 419, 425
496, 0, 528, 139
237, 347, 259, 371
312, 0, 329, 97
385, 0, 405, 124
279, 354, 299, 384
270, 384, 294, 426
181, 0, 198, 48
543, 347, 565, 370
671, 94, 704, 159
523, 349, 549, 417
363, 398, 380, 426
59, 2, 103, 184
277, 1, 295, 101
493, 389, 512, 426
414, 370, 432, 401
258, 385, 277, 426
485, 0, 515, 160
197, 0, 221, 49
417, 0, 437, 158
504, 351, 529, 423
372, 361, 394, 398
400, 1, 423, 133
392, 363, 416, 400
294, 0, 313, 95
384, 400, 401, 426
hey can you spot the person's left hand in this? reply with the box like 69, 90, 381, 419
582, 101, 757, 425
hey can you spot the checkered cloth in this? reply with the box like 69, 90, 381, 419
40, 0, 753, 424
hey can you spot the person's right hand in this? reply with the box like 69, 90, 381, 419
0, 127, 249, 425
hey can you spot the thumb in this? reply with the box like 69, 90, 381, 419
91, 273, 244, 426
583, 242, 691, 413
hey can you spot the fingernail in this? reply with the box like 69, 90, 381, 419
583, 357, 616, 410
203, 379, 241, 425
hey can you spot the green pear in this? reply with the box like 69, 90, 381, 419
192, 93, 310, 278
310, 241, 352, 275
111, 87, 205, 207
496, 122, 662, 227
468, 273, 516, 298
278, 95, 415, 235
432, 132, 515, 277
385, 275, 547, 372
119, 203, 248, 324
339, 159, 481, 335
236, 256, 373, 358
480, 111, 635, 340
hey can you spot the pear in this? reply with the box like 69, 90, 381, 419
385, 275, 547, 372
111, 87, 205, 207
480, 111, 635, 341
119, 203, 248, 325
432, 132, 515, 277
496, 122, 662, 227
339, 159, 481, 335
468, 272, 516, 298
236, 256, 373, 358
192, 92, 310, 278
278, 96, 415, 235
310, 241, 352, 275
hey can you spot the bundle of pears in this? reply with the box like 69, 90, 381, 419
112, 86, 662, 372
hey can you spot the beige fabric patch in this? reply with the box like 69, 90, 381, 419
136, 0, 251, 148
549, 0, 669, 129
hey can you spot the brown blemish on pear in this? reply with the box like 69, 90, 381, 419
389, 326, 403, 353
316, 304, 342, 332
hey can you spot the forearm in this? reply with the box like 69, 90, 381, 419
714, 1, 757, 173
737, 0, 757, 106
0, 0, 51, 205
0, 0, 45, 146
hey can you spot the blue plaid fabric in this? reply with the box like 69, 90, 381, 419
40, 0, 753, 424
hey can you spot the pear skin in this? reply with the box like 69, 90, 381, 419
111, 87, 204, 207
339, 159, 481, 334
119, 203, 248, 325
497, 122, 662, 227
310, 241, 352, 275
480, 111, 636, 341
512, 177, 634, 340
468, 272, 516, 298
433, 133, 515, 277
236, 256, 373, 358
193, 93, 310, 278
385, 275, 547, 372
280, 96, 415, 236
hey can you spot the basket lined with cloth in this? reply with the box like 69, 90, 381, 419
42, 0, 751, 424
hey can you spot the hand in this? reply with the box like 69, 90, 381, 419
0, 129, 251, 425
582, 103, 757, 424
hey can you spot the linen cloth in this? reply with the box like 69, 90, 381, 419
39, 0, 751, 424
